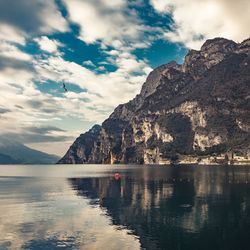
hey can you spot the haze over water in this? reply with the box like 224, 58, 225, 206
0, 165, 250, 250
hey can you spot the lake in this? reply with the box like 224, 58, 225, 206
0, 165, 250, 250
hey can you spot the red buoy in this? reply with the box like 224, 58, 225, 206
114, 173, 121, 180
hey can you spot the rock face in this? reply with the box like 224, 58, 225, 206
59, 37, 250, 164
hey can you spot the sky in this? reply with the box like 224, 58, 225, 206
0, 0, 249, 156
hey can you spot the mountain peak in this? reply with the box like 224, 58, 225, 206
183, 37, 238, 76
200, 37, 236, 52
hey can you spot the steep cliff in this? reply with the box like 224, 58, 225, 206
59, 37, 250, 164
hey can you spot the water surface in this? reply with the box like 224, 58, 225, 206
0, 165, 250, 250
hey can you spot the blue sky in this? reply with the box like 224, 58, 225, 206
0, 0, 249, 155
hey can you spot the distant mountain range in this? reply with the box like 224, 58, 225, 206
59, 37, 250, 164
0, 137, 59, 164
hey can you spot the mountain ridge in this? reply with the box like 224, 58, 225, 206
59, 37, 250, 165
0, 137, 60, 164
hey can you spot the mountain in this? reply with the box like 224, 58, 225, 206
59, 37, 250, 165
0, 153, 18, 164
0, 137, 59, 164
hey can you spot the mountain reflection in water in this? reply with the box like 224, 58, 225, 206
69, 166, 250, 250
1, 165, 250, 250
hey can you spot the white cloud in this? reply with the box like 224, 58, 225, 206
0, 41, 32, 61
36, 0, 68, 34
106, 50, 120, 56
150, 0, 250, 49
116, 56, 148, 73
150, 0, 171, 13
98, 66, 106, 71
0, 0, 68, 45
100, 0, 125, 8
0, 24, 26, 45
63, 0, 144, 47
82, 60, 96, 67
34, 53, 151, 109
34, 36, 62, 53
111, 40, 123, 49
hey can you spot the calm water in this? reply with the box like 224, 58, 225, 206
1, 165, 250, 250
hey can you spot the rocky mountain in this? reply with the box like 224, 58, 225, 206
0, 137, 60, 164
59, 37, 250, 164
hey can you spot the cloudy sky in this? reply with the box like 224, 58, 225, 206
0, 0, 249, 156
